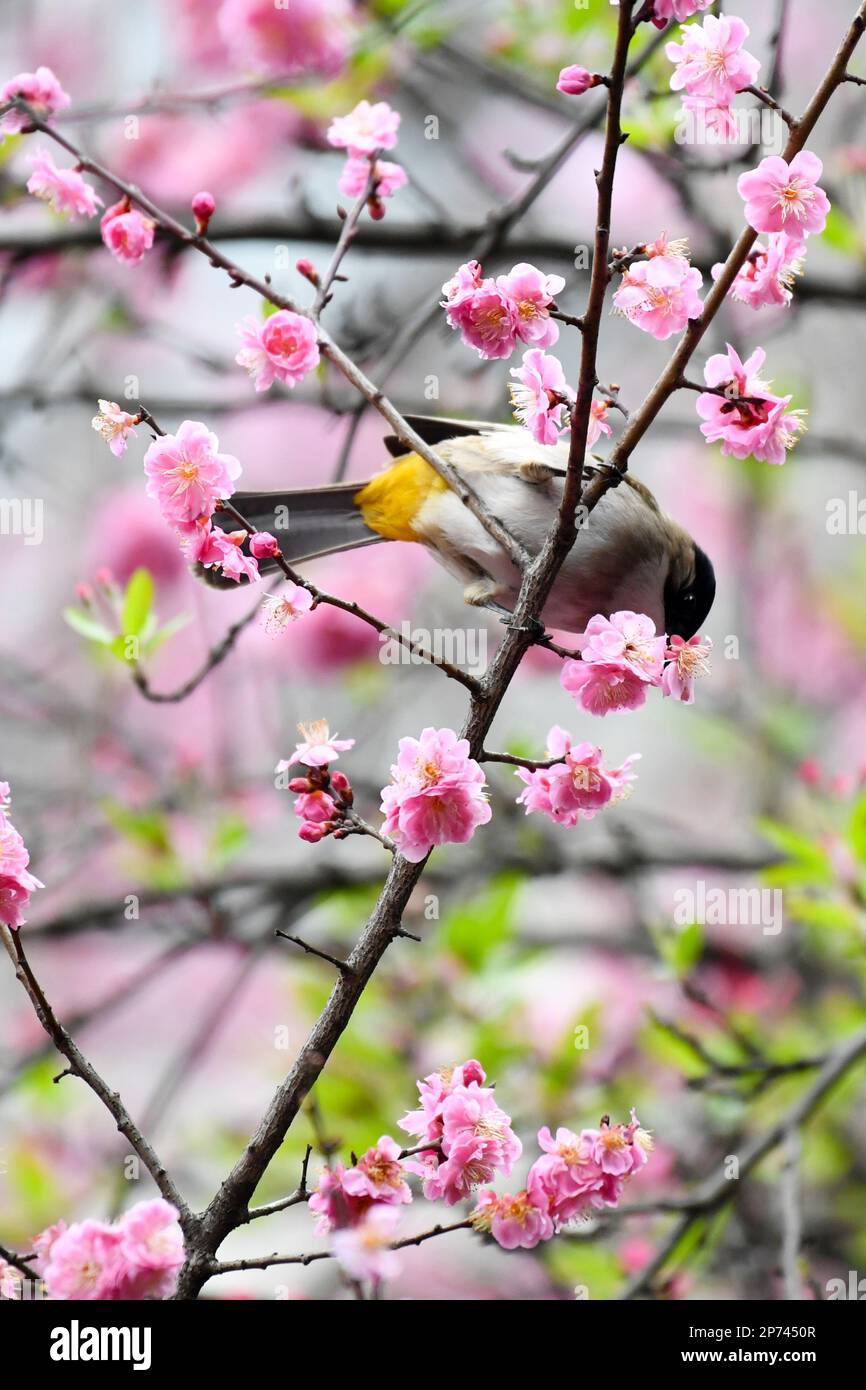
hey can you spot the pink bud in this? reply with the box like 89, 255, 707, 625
95, 567, 115, 590
287, 777, 311, 793
250, 531, 280, 559
298, 821, 327, 843
797, 759, 821, 787
556, 65, 598, 96
75, 582, 93, 606
368, 196, 386, 221
192, 190, 215, 234
330, 770, 351, 793
296, 257, 320, 286
461, 1059, 486, 1087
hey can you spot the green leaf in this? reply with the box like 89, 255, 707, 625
822, 205, 864, 258
441, 871, 519, 968
63, 607, 114, 645
848, 791, 866, 862
121, 568, 155, 638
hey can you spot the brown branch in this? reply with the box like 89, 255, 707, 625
207, 1218, 472, 1276
275, 929, 355, 977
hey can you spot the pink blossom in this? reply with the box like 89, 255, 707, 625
331, 1204, 401, 1285
338, 155, 408, 201
508, 349, 573, 444
249, 531, 280, 559
471, 1188, 554, 1250
91, 400, 139, 457
0, 66, 70, 136
342, 1136, 412, 1205
293, 789, 338, 825
613, 255, 703, 340
235, 310, 320, 392
680, 92, 739, 142
515, 727, 638, 827
0, 787, 43, 930
441, 260, 483, 306
41, 1220, 122, 1300
115, 1199, 184, 1299
666, 15, 760, 105
556, 65, 597, 96
327, 100, 401, 156
261, 584, 314, 633
715, 231, 806, 309
100, 199, 156, 266
279, 720, 355, 769
650, 0, 712, 22
529, 1115, 653, 1228
442, 276, 519, 360
309, 1164, 371, 1233
737, 152, 830, 236
560, 660, 650, 716
379, 727, 491, 863
587, 399, 613, 448
26, 148, 102, 219
31, 1220, 68, 1274
496, 262, 565, 349
217, 0, 353, 77
696, 343, 807, 464
581, 610, 667, 682
662, 633, 712, 703
143, 420, 241, 527
406, 1082, 522, 1204
398, 1060, 487, 1144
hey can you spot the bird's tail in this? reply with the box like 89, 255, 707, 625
203, 481, 385, 586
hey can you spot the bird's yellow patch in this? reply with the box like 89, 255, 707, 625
354, 453, 448, 542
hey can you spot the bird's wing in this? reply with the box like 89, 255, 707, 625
382, 413, 518, 458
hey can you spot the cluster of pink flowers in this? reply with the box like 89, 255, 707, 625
696, 343, 806, 465
714, 230, 805, 311
0, 781, 43, 930
442, 260, 565, 360
400, 1060, 522, 1204
508, 350, 613, 448
33, 1199, 184, 1300
473, 1113, 653, 1249
326, 100, 407, 218
561, 611, 712, 715
612, 234, 703, 341
515, 727, 640, 827
276, 720, 356, 843
648, 0, 712, 25
0, 65, 69, 136
26, 147, 101, 220
235, 309, 320, 393
100, 197, 156, 267
737, 151, 830, 240
379, 727, 492, 862
141, 418, 263, 584
217, 0, 354, 79
667, 13, 760, 139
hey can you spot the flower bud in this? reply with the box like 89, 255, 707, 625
556, 66, 600, 96
191, 190, 215, 235
298, 821, 327, 843
296, 257, 320, 286
250, 531, 280, 559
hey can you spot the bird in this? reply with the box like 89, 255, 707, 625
207, 414, 716, 640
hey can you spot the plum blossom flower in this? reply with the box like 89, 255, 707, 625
662, 633, 713, 703
405, 1081, 522, 1205
588, 399, 613, 448
581, 611, 667, 682
680, 92, 739, 142
715, 231, 806, 309
0, 784, 43, 930
508, 349, 573, 444
470, 1188, 554, 1250
515, 726, 639, 827
379, 727, 491, 862
261, 584, 314, 633
249, 531, 279, 559
737, 152, 830, 236
190, 526, 260, 582
398, 1060, 487, 1144
235, 310, 320, 392
613, 255, 703, 340
560, 660, 651, 716
327, 100, 401, 156
497, 262, 565, 349
26, 149, 102, 219
91, 400, 139, 457
331, 1204, 401, 1285
143, 420, 241, 527
696, 343, 807, 464
114, 1200, 184, 1299
342, 1137, 412, 1206
650, 0, 712, 23
41, 1220, 121, 1300
0, 66, 70, 136
338, 155, 407, 201
39, 1201, 185, 1301
100, 199, 156, 267
666, 15, 760, 105
528, 1114, 653, 1229
279, 720, 355, 770
309, 1164, 372, 1233
556, 65, 598, 96
217, 0, 353, 78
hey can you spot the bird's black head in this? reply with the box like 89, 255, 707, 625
664, 543, 716, 640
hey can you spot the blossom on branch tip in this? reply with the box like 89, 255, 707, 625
91, 401, 140, 457
515, 727, 640, 827
666, 15, 760, 106
26, 148, 102, 219
235, 310, 320, 392
0, 66, 70, 135
279, 720, 355, 769
714, 231, 806, 310
696, 343, 807, 464
338, 155, 408, 203
379, 727, 491, 863
260, 584, 314, 633
100, 199, 156, 267
737, 152, 830, 237
662, 633, 713, 703
327, 100, 401, 156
